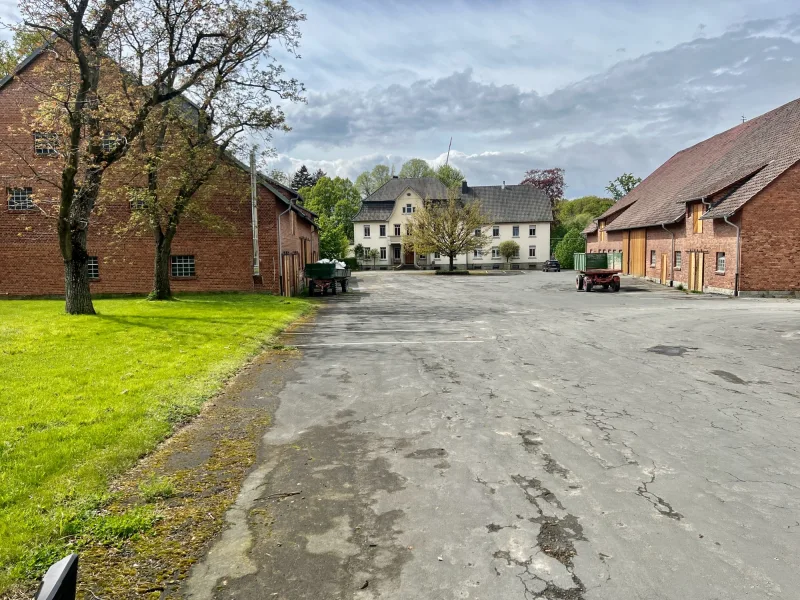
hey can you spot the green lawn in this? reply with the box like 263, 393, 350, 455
0, 294, 312, 589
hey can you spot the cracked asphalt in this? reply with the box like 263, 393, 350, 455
183, 270, 800, 600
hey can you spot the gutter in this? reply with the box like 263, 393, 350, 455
723, 215, 741, 297
661, 222, 675, 284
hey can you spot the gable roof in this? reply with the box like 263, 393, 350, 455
354, 178, 553, 223
365, 177, 451, 202
599, 96, 800, 230
463, 185, 552, 223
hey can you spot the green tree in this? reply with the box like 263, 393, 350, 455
434, 163, 465, 190
399, 158, 434, 178
315, 214, 350, 260
292, 165, 314, 190
355, 164, 392, 197
498, 240, 519, 268
266, 169, 291, 187
367, 248, 379, 268
556, 195, 615, 237
353, 243, 365, 266
606, 173, 642, 200
554, 228, 585, 269
402, 190, 490, 270
0, 28, 45, 79
299, 176, 361, 241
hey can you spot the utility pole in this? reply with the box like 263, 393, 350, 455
445, 136, 452, 166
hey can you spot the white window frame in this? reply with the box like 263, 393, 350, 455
491, 247, 499, 259
650, 250, 656, 267
473, 248, 483, 258
474, 228, 481, 237
674, 251, 682, 270
492, 226, 500, 237
512, 225, 520, 238
434, 252, 440, 259
380, 247, 387, 260
87, 256, 99, 280
33, 132, 58, 156
512, 247, 520, 259
171, 255, 196, 278
379, 224, 386, 237
394, 224, 401, 236
363, 224, 371, 238
528, 246, 536, 258
7, 187, 34, 210
716, 252, 726, 273
529, 225, 536, 237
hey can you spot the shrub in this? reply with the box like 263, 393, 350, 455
342, 257, 359, 271
554, 229, 585, 269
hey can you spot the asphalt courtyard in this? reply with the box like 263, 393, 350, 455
184, 270, 800, 600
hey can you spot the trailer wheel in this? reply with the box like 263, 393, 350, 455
309, 281, 316, 296
576, 275, 584, 291
585, 280, 594, 292
341, 279, 348, 293
602, 284, 609, 290
611, 280, 620, 292
331, 281, 338, 295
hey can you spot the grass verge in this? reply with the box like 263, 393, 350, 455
0, 294, 312, 591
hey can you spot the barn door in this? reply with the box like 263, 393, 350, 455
660, 254, 668, 285
688, 252, 704, 291
629, 229, 646, 276
622, 231, 630, 274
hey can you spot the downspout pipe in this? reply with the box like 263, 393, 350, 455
723, 214, 741, 297
277, 196, 293, 296
661, 222, 674, 285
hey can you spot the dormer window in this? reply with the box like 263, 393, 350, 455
402, 203, 414, 214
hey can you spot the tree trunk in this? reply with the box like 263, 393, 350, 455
152, 228, 173, 300
64, 248, 95, 315
449, 255, 454, 271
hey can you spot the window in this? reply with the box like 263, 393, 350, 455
171, 255, 195, 277
363, 246, 370, 257
716, 252, 726, 273
394, 224, 401, 236
650, 250, 656, 267
380, 247, 387, 260
492, 226, 500, 237
101, 135, 119, 153
402, 203, 414, 214
129, 189, 147, 210
512, 247, 520, 259
87, 256, 99, 280
512, 225, 520, 237
33, 132, 58, 156
528, 246, 536, 258
692, 203, 704, 233
7, 187, 34, 210
434, 252, 440, 259
473, 248, 483, 258
529, 225, 536, 237
379, 224, 386, 237
492, 247, 499, 258
674, 251, 682, 270
363, 225, 371, 238
393, 246, 401, 260
474, 228, 482, 236
598, 220, 607, 242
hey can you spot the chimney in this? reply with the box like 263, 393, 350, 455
461, 180, 468, 194
502, 181, 505, 190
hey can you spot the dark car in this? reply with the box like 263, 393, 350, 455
542, 259, 561, 272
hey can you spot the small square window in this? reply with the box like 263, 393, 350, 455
7, 187, 34, 210
434, 252, 440, 259
101, 135, 119, 153
492, 226, 499, 237
512, 226, 520, 238
394, 224, 401, 236
674, 251, 682, 269
379, 224, 386, 237
474, 228, 481, 237
364, 225, 371, 238
33, 132, 58, 156
650, 250, 656, 267
529, 225, 536, 237
87, 256, 99, 280
716, 252, 726, 273
528, 246, 536, 258
171, 255, 195, 277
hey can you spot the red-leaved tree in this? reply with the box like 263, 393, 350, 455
520, 168, 565, 220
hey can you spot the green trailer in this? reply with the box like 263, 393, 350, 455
304, 263, 351, 296
574, 252, 622, 292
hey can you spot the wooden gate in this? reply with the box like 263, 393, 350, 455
660, 254, 668, 285
621, 231, 630, 274
687, 252, 704, 292
629, 229, 647, 276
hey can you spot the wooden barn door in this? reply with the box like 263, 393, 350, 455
629, 229, 646, 276
660, 254, 668, 284
621, 231, 630, 274
687, 252, 704, 291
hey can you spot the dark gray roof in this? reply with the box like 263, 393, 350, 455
354, 201, 394, 222
0, 44, 48, 89
464, 185, 553, 223
365, 177, 451, 201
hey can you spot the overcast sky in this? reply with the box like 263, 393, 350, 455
3, 0, 800, 197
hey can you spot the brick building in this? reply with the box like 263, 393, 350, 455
0, 46, 317, 298
584, 97, 800, 296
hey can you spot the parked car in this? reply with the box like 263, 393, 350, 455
542, 259, 561, 272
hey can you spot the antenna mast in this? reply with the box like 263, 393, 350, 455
445, 137, 452, 166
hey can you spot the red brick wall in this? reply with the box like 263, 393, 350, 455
586, 210, 624, 253
740, 161, 800, 293
0, 50, 315, 297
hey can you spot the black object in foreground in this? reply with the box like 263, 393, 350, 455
35, 554, 78, 600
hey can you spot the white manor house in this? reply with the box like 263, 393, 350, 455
353, 177, 553, 269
